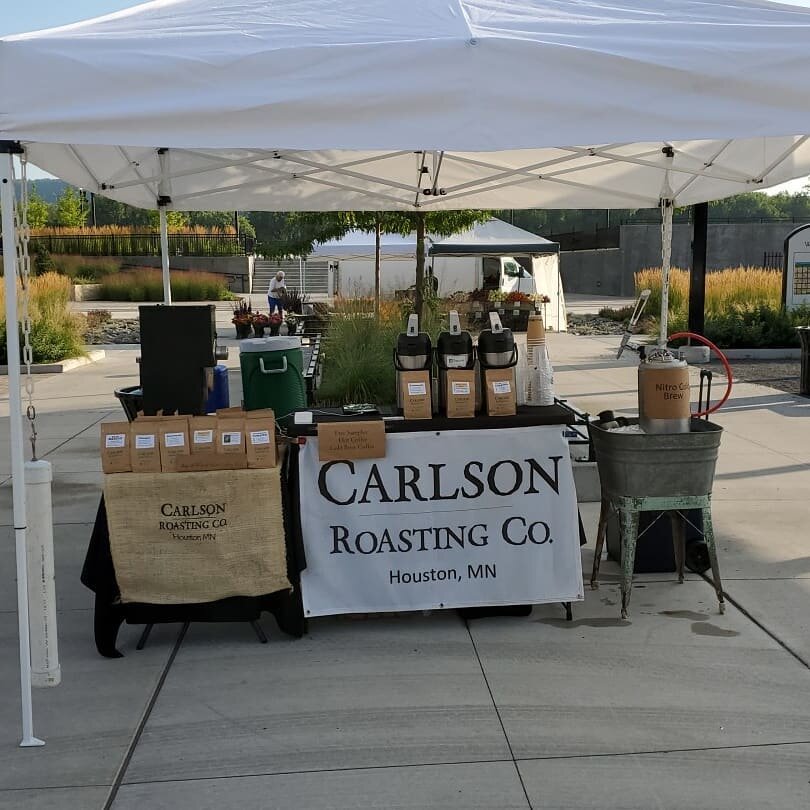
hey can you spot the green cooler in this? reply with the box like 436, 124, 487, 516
239, 337, 306, 417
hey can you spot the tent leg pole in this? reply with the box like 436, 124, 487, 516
159, 207, 172, 305
1, 152, 44, 748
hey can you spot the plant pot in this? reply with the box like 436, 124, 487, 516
269, 325, 281, 336
235, 323, 252, 340
252, 324, 266, 337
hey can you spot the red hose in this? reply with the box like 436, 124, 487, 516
667, 332, 733, 416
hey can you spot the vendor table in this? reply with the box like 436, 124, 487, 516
285, 405, 585, 619
81, 456, 306, 658
82, 406, 585, 656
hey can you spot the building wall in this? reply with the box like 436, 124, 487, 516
560, 222, 800, 297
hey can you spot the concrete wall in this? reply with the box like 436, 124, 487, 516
560, 222, 800, 297
113, 256, 253, 292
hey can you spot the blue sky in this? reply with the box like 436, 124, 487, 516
3, 0, 808, 191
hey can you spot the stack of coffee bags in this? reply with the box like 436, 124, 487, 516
524, 314, 555, 406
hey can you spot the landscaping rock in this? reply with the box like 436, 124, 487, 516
83, 318, 141, 344
566, 314, 628, 336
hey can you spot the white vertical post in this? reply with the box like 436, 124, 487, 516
26, 460, 60, 688
1, 152, 44, 747
159, 206, 172, 305
660, 200, 674, 348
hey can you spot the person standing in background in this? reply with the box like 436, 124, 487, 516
268, 270, 286, 318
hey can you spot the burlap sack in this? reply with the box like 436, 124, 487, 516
104, 468, 290, 604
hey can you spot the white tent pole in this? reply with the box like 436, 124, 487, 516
159, 206, 172, 305
1, 150, 45, 748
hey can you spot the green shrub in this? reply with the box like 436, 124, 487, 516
598, 305, 636, 322
664, 303, 810, 349
85, 310, 112, 329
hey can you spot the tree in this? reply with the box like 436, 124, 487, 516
147, 209, 190, 230
352, 210, 490, 320
53, 186, 87, 227
24, 185, 50, 229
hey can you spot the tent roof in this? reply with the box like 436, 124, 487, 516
311, 217, 556, 257
4, 1, 810, 211
430, 218, 558, 256
311, 230, 418, 258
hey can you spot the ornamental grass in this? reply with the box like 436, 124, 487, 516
97, 268, 233, 301
0, 272, 85, 363
636, 266, 810, 348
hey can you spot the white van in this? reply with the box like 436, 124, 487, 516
481, 256, 537, 296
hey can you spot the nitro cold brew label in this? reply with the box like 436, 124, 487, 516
299, 426, 583, 616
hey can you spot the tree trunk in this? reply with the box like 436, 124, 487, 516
414, 211, 426, 322
374, 218, 381, 320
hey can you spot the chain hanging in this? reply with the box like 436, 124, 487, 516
12, 153, 38, 460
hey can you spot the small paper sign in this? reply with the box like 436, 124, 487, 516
451, 381, 471, 396
318, 420, 386, 462
493, 380, 512, 394
193, 429, 214, 444
250, 429, 271, 445
164, 432, 186, 448
407, 381, 427, 396
105, 433, 126, 449
221, 431, 242, 446
135, 434, 156, 450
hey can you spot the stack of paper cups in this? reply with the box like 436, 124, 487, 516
525, 314, 554, 405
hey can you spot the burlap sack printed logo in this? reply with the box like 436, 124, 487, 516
158, 499, 229, 543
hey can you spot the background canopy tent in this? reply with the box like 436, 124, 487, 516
430, 219, 559, 257
3, 0, 810, 212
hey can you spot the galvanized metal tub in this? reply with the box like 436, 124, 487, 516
589, 418, 723, 499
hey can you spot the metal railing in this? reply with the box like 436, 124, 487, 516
763, 251, 784, 269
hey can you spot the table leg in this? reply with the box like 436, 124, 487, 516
670, 511, 686, 584
619, 507, 639, 620
590, 497, 610, 590
702, 505, 725, 614
135, 623, 154, 651
251, 620, 269, 644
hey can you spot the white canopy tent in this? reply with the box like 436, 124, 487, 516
4, 0, 810, 745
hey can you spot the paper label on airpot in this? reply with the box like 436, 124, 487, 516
451, 381, 471, 395
407, 382, 427, 396
164, 432, 185, 448
492, 380, 512, 395
135, 434, 156, 450
250, 430, 271, 445
105, 433, 126, 449
193, 429, 214, 444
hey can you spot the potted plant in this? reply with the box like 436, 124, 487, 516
232, 299, 253, 339
268, 311, 283, 336
252, 312, 270, 337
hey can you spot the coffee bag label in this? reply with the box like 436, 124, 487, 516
250, 430, 271, 445
493, 380, 512, 395
136, 434, 156, 449
105, 433, 126, 449
451, 381, 471, 396
408, 382, 427, 396
164, 432, 185, 448
193, 429, 214, 444
222, 431, 242, 446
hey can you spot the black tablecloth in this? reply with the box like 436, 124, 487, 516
283, 404, 575, 438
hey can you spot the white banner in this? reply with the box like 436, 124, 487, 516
299, 426, 583, 617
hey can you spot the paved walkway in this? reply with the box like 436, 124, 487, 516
1, 330, 809, 809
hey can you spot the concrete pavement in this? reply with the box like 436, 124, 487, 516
0, 327, 808, 809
